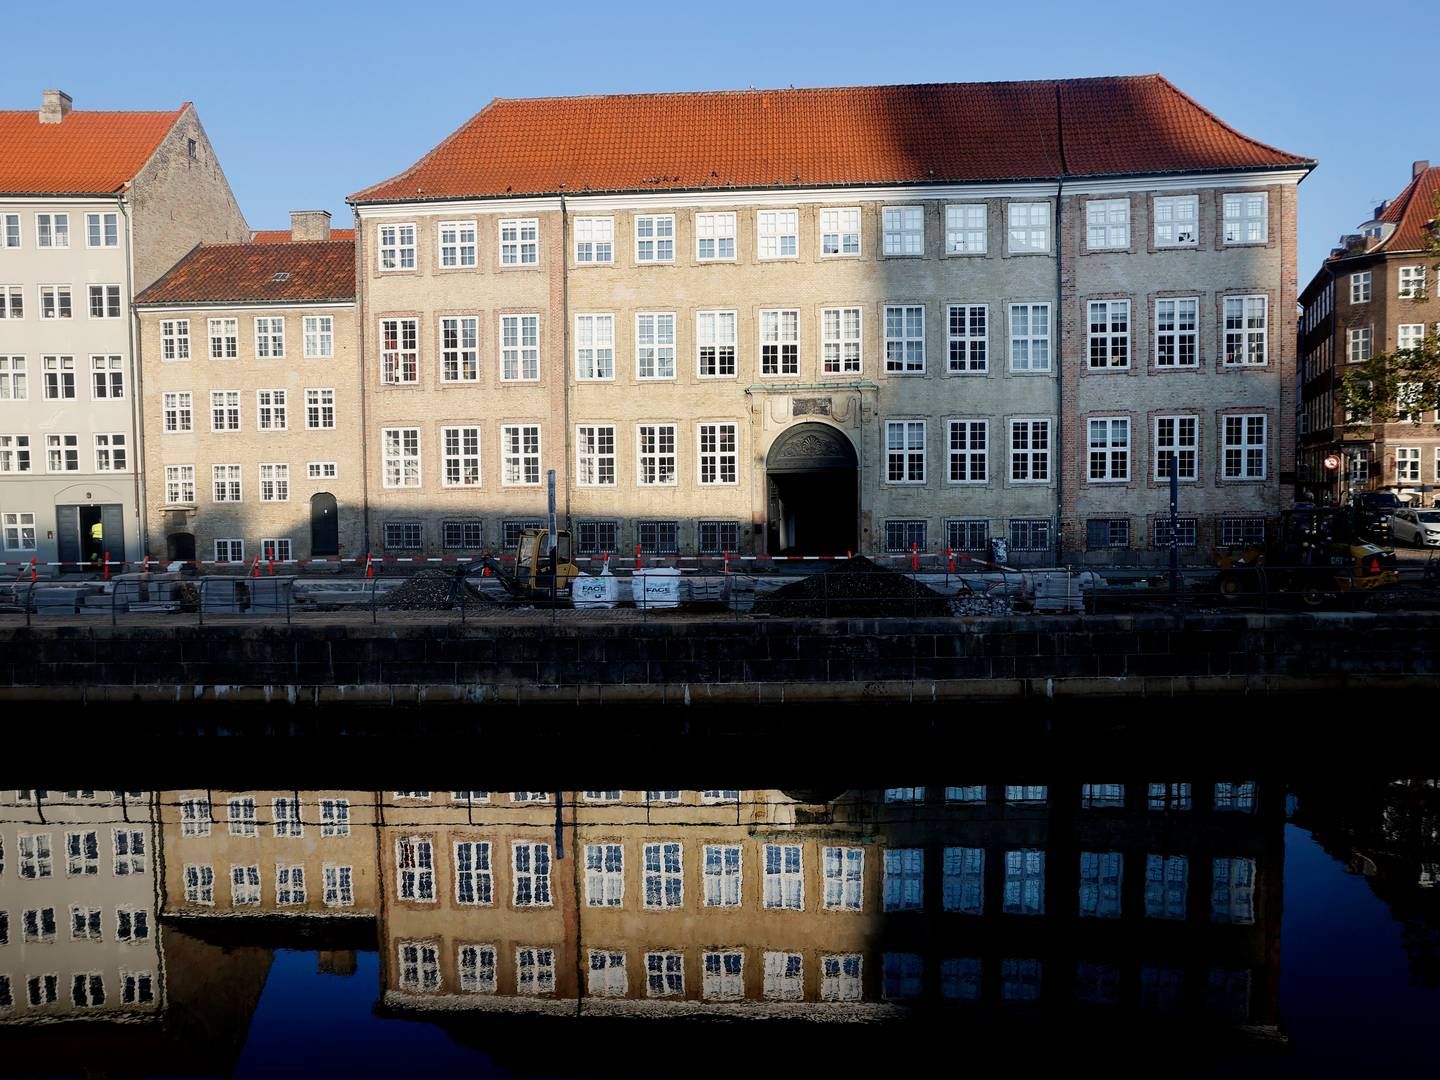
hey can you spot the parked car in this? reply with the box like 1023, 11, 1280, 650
1389, 507, 1440, 546
1349, 491, 1404, 542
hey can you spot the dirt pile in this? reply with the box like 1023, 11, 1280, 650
380, 568, 472, 610
752, 557, 950, 617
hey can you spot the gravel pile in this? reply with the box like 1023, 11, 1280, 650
380, 569, 466, 610
752, 557, 951, 617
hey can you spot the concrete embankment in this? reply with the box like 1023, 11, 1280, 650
1, 610, 1437, 705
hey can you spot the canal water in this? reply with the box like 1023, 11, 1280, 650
0, 780, 1434, 1076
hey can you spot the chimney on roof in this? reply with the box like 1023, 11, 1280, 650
289, 210, 331, 242
39, 89, 72, 124
1414, 160, 1431, 179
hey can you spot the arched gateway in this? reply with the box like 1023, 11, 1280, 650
764, 423, 858, 555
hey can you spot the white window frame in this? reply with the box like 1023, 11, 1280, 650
303, 315, 334, 358
500, 424, 541, 486
884, 304, 925, 373
822, 846, 864, 911
1347, 326, 1372, 363
160, 318, 189, 361
256, 388, 287, 431
86, 212, 119, 249
1222, 414, 1268, 481
947, 418, 988, 484
1154, 415, 1198, 482
454, 840, 494, 906
208, 318, 238, 359
821, 307, 862, 375
87, 284, 121, 319
499, 218, 539, 266
442, 425, 482, 487
1007, 202, 1051, 253
512, 841, 553, 907
439, 315, 480, 382
1085, 199, 1130, 249
695, 211, 736, 262
1087, 299, 1130, 369
93, 432, 127, 472
1222, 192, 1268, 245
945, 204, 987, 254
1009, 418, 1052, 484
377, 223, 417, 271
576, 424, 617, 487
575, 313, 615, 380
764, 952, 804, 1001
1087, 417, 1130, 483
585, 842, 624, 907
39, 285, 71, 320
696, 310, 737, 378
697, 421, 738, 485
379, 317, 419, 384
1350, 271, 1371, 304
254, 316, 285, 359
396, 836, 436, 902
211, 390, 241, 432
324, 864, 355, 908
885, 419, 926, 484
756, 210, 799, 261
1153, 195, 1199, 248
636, 311, 676, 380
305, 387, 336, 430
882, 205, 925, 256
643, 841, 684, 910
36, 212, 69, 249
574, 216, 614, 265
820, 207, 862, 258
702, 844, 742, 908
381, 427, 421, 489
1223, 296, 1268, 366
1155, 297, 1199, 367
762, 843, 804, 910
1399, 265, 1427, 299
636, 424, 677, 486
1008, 303, 1051, 372
759, 308, 800, 377
633, 214, 675, 264
946, 304, 987, 373
500, 313, 540, 382
437, 220, 478, 268
211, 463, 242, 502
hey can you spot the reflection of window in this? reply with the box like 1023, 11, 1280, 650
517, 947, 555, 994
764, 952, 804, 1000
513, 842, 552, 906
1147, 782, 1192, 810
647, 951, 684, 997
704, 844, 741, 908
588, 950, 627, 997
1214, 781, 1256, 812
643, 842, 683, 909
1078, 851, 1123, 918
763, 843, 804, 909
883, 953, 923, 999
398, 941, 439, 992
396, 836, 435, 901
703, 951, 743, 1000
943, 846, 984, 914
883, 849, 924, 911
823, 846, 863, 911
454, 842, 492, 905
1081, 783, 1124, 808
1003, 849, 1045, 914
1144, 854, 1187, 919
460, 945, 496, 993
822, 954, 862, 1001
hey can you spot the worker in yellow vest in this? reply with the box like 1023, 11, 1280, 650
89, 519, 103, 570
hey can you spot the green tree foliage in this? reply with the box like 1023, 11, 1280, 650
1340, 195, 1440, 425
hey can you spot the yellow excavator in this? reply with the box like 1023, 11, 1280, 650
1214, 505, 1399, 608
478, 528, 580, 603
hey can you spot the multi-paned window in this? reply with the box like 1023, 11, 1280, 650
499, 219, 539, 265
113, 830, 146, 875
947, 304, 987, 372
1078, 851, 1123, 918
211, 390, 241, 431
885, 520, 927, 552
697, 422, 737, 484
821, 307, 862, 374
516, 947, 556, 995
380, 318, 418, 383
161, 319, 189, 360
575, 313, 615, 379
764, 952, 804, 1001
696, 310, 737, 377
884, 305, 925, 373
1350, 271, 1372, 304
1087, 418, 1130, 482
398, 941, 440, 991
1087, 300, 1130, 368
0, 435, 31, 475
883, 849, 924, 911
1211, 857, 1256, 924
948, 420, 987, 483
440, 316, 479, 381
1010, 419, 1051, 482
574, 217, 613, 264
1085, 199, 1129, 249
46, 433, 79, 471
822, 954, 863, 1002
1222, 192, 1268, 244
1398, 323, 1427, 352
763, 843, 804, 910
1008, 202, 1050, 252
1223, 296, 1267, 365
1145, 854, 1188, 920
214, 539, 244, 561
1222, 415, 1267, 480
574, 520, 619, 554
442, 520, 483, 549
822, 846, 863, 911
1003, 849, 1045, 914
1399, 265, 1427, 299
576, 425, 616, 486
1010, 520, 1052, 551
305, 388, 335, 429
94, 433, 127, 472
184, 865, 215, 904
697, 520, 740, 555
634, 214, 675, 263
36, 212, 69, 248
259, 463, 289, 502
454, 841, 493, 905
1155, 298, 1199, 366
585, 843, 624, 907
945, 204, 987, 253
396, 836, 435, 901
882, 206, 924, 255
1086, 518, 1130, 548
636, 312, 676, 378
820, 207, 861, 256
378, 224, 416, 270
382, 427, 421, 488
647, 952, 685, 997
886, 420, 925, 483
67, 831, 101, 874
211, 464, 242, 502
695, 211, 736, 260
437, 220, 478, 267
86, 212, 120, 248
637, 424, 677, 485
643, 842, 684, 909
1347, 327, 1372, 363
458, 944, 497, 993
513, 842, 552, 906
40, 285, 71, 319
1154, 416, 1198, 481
501, 425, 541, 485
943, 847, 985, 914
90, 354, 123, 398
43, 355, 75, 399
256, 388, 287, 430
208, 317, 238, 359
500, 314, 540, 381
308, 461, 338, 480
0, 285, 21, 318
1396, 446, 1421, 482
946, 519, 989, 553
701, 844, 742, 907
303, 315, 334, 358
1220, 518, 1266, 547
0, 355, 26, 399
324, 864, 354, 907
384, 522, 423, 549
759, 309, 799, 376
1009, 303, 1050, 371
757, 210, 799, 260
440, 426, 482, 487
275, 864, 306, 906
254, 316, 285, 358
260, 538, 292, 562
1153, 195, 1199, 247
638, 521, 679, 553
1152, 517, 1198, 548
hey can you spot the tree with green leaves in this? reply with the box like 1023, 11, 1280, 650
1339, 196, 1440, 425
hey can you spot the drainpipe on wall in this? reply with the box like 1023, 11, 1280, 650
1053, 83, 1068, 564
353, 205, 371, 550
119, 193, 144, 562
560, 192, 572, 530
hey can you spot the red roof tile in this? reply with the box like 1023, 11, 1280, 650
1375, 167, 1440, 253
134, 240, 355, 306
251, 228, 355, 243
0, 106, 188, 195
351, 76, 1312, 203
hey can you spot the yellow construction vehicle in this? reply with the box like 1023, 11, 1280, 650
1214, 505, 1399, 608
480, 528, 580, 603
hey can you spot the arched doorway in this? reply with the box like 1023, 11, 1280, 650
765, 423, 858, 555
166, 532, 196, 562
310, 493, 339, 556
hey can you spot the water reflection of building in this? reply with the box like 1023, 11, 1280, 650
156, 790, 380, 918
373, 784, 1282, 1027
0, 790, 162, 1023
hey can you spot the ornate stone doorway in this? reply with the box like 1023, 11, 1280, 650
764, 423, 858, 555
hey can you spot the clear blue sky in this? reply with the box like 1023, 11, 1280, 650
6, 0, 1437, 278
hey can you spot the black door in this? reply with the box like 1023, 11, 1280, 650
310, 493, 339, 556
167, 532, 196, 561
55, 505, 80, 565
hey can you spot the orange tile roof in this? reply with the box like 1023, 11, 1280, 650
251, 228, 355, 243
0, 106, 188, 195
134, 240, 355, 306
1375, 166, 1440, 253
352, 75, 1312, 203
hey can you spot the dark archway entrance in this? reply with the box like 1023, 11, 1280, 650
310, 493, 339, 556
166, 532, 196, 562
765, 423, 858, 555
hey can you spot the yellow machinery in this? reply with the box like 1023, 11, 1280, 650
486, 528, 580, 602
1215, 506, 1399, 607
